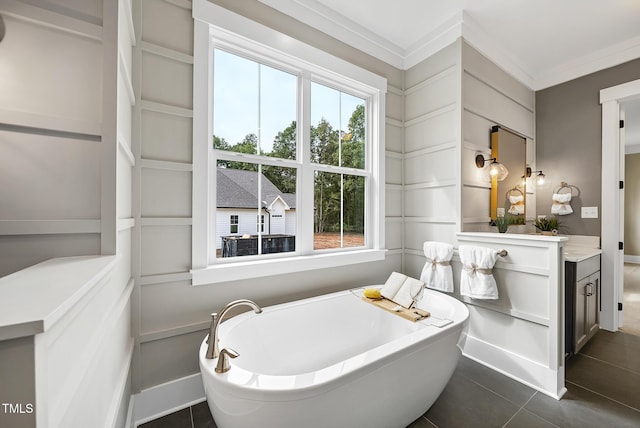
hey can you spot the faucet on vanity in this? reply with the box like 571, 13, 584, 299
205, 299, 263, 362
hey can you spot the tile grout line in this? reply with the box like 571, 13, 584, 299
422, 414, 438, 427
501, 392, 561, 428
190, 406, 195, 428
575, 352, 640, 376
566, 380, 640, 414
460, 371, 538, 410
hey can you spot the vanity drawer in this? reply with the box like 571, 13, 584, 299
576, 255, 600, 280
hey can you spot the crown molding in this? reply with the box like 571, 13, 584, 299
403, 11, 463, 70
258, 1, 640, 91
533, 35, 640, 90
258, 0, 406, 68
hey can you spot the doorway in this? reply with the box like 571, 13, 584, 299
601, 79, 640, 333
620, 102, 640, 335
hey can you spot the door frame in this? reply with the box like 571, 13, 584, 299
600, 78, 640, 331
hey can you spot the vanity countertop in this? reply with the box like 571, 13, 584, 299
560, 235, 601, 263
563, 246, 602, 263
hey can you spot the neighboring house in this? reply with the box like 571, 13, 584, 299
215, 168, 296, 250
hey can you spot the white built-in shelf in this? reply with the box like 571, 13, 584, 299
0, 255, 116, 341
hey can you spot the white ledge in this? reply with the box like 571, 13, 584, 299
457, 232, 568, 243
0, 256, 116, 341
191, 249, 386, 285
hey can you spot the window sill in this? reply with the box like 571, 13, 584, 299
191, 249, 386, 286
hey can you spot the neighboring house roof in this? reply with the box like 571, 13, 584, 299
217, 168, 296, 209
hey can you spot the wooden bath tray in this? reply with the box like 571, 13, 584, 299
362, 297, 430, 322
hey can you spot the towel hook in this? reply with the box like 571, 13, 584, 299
553, 182, 580, 197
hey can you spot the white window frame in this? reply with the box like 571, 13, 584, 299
191, 0, 386, 285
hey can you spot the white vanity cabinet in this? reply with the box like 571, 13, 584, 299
566, 253, 601, 355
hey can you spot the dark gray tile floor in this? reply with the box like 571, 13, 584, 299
140, 330, 640, 428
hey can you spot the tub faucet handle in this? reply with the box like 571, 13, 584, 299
215, 348, 239, 373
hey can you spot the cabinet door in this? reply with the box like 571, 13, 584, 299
586, 271, 600, 339
575, 276, 588, 352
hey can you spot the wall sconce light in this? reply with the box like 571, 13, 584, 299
525, 167, 545, 185
475, 154, 509, 181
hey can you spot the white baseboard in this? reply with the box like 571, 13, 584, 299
129, 373, 206, 427
461, 335, 566, 400
624, 255, 640, 264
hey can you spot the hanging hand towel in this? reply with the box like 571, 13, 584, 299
420, 241, 454, 293
459, 245, 500, 300
507, 195, 525, 215
551, 193, 573, 215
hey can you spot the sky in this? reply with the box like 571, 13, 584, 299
213, 49, 364, 155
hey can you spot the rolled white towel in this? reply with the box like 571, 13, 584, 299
459, 245, 500, 300
551, 193, 573, 215
420, 241, 454, 293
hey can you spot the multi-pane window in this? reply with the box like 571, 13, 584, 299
191, 11, 385, 283
212, 48, 369, 259
311, 82, 366, 250
229, 215, 238, 234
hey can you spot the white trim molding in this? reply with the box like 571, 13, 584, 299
256, 1, 640, 91
600, 78, 640, 332
130, 374, 205, 426
191, 0, 387, 284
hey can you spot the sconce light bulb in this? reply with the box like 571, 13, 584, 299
536, 172, 546, 185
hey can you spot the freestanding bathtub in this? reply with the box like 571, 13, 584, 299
199, 286, 469, 428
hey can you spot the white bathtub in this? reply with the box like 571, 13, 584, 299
199, 287, 469, 428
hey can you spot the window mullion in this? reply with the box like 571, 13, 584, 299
257, 164, 263, 255
299, 71, 314, 254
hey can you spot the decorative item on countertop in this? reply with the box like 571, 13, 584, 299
534, 216, 559, 235
494, 215, 510, 233
551, 182, 578, 215
420, 241, 454, 292
459, 246, 502, 300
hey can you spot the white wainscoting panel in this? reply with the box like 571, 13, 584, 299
140, 109, 194, 163
141, 51, 193, 109
405, 107, 457, 153
405, 186, 457, 218
456, 233, 567, 399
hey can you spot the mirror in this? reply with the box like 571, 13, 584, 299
490, 126, 527, 223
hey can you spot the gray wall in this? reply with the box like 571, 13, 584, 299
132, 0, 404, 391
402, 39, 535, 275
403, 40, 461, 276
0, 5, 103, 276
625, 153, 640, 256
461, 41, 536, 232
536, 57, 640, 236
0, 0, 134, 426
